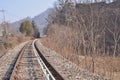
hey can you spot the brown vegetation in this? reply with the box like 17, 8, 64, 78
0, 34, 31, 56
41, 0, 120, 79
0, 21, 33, 56
41, 24, 120, 79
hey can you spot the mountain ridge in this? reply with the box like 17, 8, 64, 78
11, 8, 52, 35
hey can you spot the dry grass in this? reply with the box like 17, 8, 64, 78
0, 45, 5, 55
0, 34, 31, 56
41, 38, 120, 80
40, 24, 120, 80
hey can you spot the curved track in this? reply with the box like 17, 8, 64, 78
9, 41, 45, 80
3, 40, 63, 80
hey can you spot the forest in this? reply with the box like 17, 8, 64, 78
42, 0, 120, 79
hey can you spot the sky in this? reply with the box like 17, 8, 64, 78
0, 0, 56, 23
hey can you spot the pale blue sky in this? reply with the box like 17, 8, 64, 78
0, 0, 56, 22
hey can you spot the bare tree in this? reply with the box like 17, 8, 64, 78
107, 14, 120, 57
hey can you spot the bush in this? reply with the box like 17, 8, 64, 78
19, 20, 34, 36
4, 42, 12, 49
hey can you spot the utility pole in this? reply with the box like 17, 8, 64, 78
0, 10, 5, 22
0, 9, 7, 36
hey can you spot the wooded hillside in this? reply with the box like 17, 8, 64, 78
42, 0, 120, 79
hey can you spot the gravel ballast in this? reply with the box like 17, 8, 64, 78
35, 41, 107, 80
0, 41, 28, 80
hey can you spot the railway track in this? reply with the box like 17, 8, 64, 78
1, 39, 106, 80
3, 40, 63, 80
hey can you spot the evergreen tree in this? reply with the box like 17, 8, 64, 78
19, 20, 34, 36
32, 21, 40, 38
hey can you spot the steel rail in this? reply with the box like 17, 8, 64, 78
33, 39, 56, 80
9, 40, 62, 80
9, 43, 28, 80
